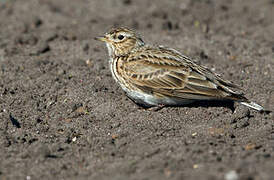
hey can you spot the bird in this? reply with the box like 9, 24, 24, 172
95, 27, 264, 112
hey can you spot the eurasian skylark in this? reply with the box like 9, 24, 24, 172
95, 27, 263, 111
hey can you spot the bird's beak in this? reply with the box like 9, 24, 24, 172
94, 36, 107, 42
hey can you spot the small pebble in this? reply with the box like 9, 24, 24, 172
86, 59, 93, 67
72, 137, 77, 142
225, 170, 238, 180
35, 43, 50, 55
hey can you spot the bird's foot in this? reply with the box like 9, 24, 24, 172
146, 104, 165, 112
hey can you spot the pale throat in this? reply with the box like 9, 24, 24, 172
105, 43, 115, 58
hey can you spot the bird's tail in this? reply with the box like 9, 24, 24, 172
240, 101, 264, 112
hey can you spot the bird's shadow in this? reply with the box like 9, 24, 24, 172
127, 95, 271, 113
135, 99, 235, 112
175, 100, 271, 114
179, 100, 236, 111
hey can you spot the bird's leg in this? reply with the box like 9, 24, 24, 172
146, 104, 165, 112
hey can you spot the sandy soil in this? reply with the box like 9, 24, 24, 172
0, 0, 273, 179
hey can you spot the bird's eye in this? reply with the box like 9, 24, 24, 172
117, 35, 124, 40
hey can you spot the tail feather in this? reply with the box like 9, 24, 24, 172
240, 101, 264, 112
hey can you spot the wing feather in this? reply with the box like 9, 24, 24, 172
121, 46, 244, 101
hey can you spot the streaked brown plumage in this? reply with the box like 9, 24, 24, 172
95, 27, 264, 111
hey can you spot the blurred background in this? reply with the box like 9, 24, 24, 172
0, 0, 273, 180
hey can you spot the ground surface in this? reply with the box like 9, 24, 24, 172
0, 0, 273, 179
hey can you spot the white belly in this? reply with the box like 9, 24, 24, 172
126, 90, 194, 107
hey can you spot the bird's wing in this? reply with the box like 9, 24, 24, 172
121, 46, 246, 101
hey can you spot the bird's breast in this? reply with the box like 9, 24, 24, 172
109, 56, 130, 91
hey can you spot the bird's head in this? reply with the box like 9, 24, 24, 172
95, 27, 145, 57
